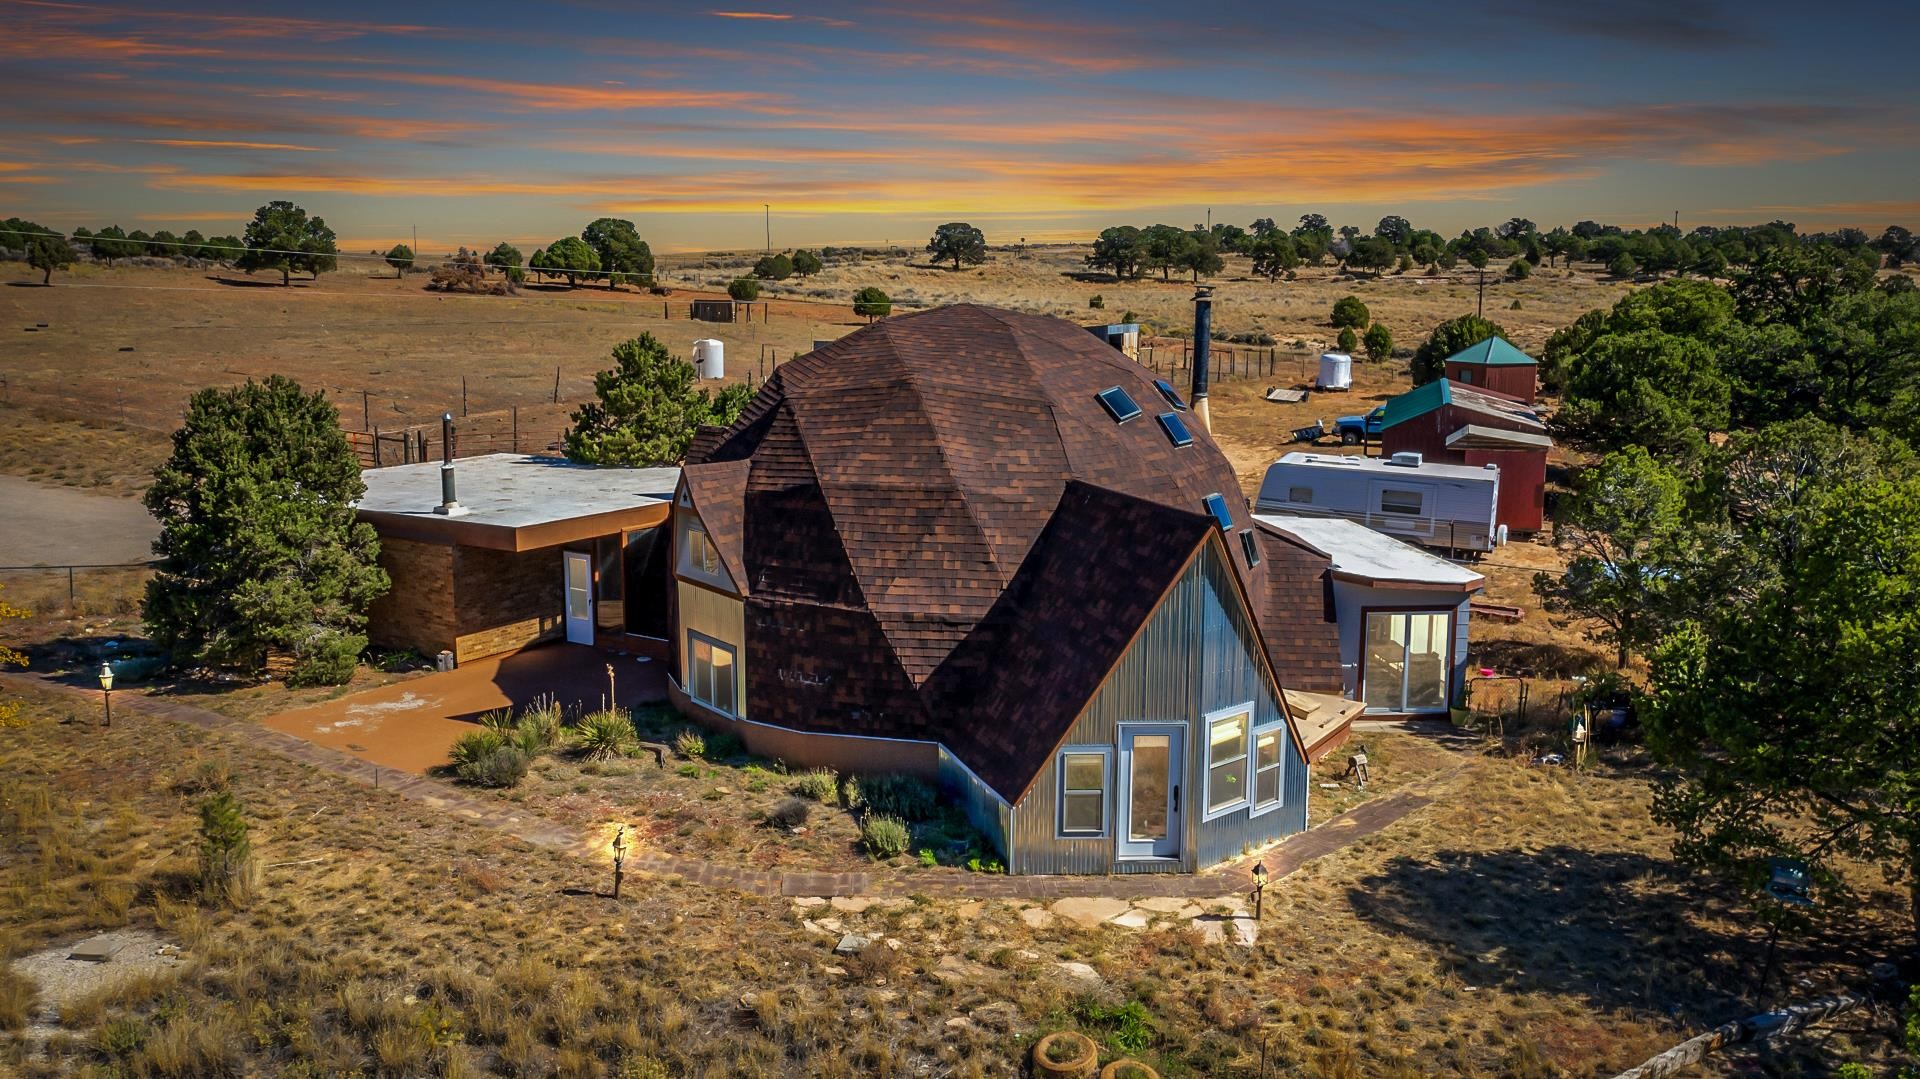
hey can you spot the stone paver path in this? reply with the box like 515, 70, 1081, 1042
9, 671, 1442, 901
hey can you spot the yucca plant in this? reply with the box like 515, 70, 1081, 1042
477, 708, 516, 734
513, 706, 562, 755
450, 729, 507, 770
573, 709, 635, 761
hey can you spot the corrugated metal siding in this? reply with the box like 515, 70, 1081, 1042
676, 581, 747, 718
1007, 542, 1307, 875
938, 747, 1011, 859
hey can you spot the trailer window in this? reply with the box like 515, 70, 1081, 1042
1379, 489, 1423, 516
1288, 486, 1312, 504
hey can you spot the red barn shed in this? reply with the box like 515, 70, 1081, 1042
1442, 337, 1539, 404
1378, 379, 1551, 534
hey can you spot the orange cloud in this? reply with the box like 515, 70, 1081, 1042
340, 71, 790, 113
138, 138, 334, 152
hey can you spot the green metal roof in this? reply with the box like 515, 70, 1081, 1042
1379, 378, 1450, 429
1444, 336, 1536, 367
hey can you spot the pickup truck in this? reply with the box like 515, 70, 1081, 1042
1333, 406, 1385, 445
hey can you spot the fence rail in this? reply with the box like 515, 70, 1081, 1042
0, 561, 156, 618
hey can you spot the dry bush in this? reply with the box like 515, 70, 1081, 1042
0, 967, 36, 1031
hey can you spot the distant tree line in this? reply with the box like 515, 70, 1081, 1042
1075, 212, 1917, 284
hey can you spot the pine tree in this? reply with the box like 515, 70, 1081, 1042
564, 334, 753, 467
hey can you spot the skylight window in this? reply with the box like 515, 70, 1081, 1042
1156, 411, 1193, 447
1096, 386, 1141, 423
1203, 493, 1233, 531
1153, 378, 1188, 411
1240, 529, 1261, 567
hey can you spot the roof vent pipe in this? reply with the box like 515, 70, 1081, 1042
1189, 286, 1213, 433
433, 411, 467, 516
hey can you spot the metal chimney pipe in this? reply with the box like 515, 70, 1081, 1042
1190, 286, 1214, 433
434, 411, 463, 515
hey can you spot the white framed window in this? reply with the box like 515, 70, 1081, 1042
1288, 486, 1313, 504
686, 631, 737, 716
1379, 488, 1424, 516
1204, 705, 1252, 818
1251, 726, 1285, 814
1057, 747, 1111, 838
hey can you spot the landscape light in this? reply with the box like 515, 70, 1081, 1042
610, 824, 630, 901
1251, 862, 1269, 919
97, 661, 114, 728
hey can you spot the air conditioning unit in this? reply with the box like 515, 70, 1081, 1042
1387, 452, 1424, 468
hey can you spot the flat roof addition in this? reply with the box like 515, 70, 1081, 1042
355, 453, 680, 551
1254, 513, 1485, 591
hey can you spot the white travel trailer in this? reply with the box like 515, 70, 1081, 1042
1254, 451, 1504, 553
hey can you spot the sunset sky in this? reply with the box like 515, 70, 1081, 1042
3, 0, 1916, 254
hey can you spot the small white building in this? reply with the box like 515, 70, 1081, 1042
1254, 450, 1504, 553
1254, 514, 1484, 716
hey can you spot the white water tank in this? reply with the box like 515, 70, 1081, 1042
693, 338, 725, 379
1316, 351, 1353, 390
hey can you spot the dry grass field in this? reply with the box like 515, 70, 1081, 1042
3, 680, 1908, 1077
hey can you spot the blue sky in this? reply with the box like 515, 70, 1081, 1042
3, 0, 1915, 253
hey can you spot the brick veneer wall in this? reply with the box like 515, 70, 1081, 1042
367, 537, 457, 658
451, 544, 565, 662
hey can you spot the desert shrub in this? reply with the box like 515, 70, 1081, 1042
172, 757, 230, 795
1330, 295, 1370, 329
673, 728, 706, 759
96, 1015, 149, 1057
1336, 327, 1358, 353
513, 709, 561, 755
846, 941, 902, 981
793, 768, 839, 802
460, 746, 530, 788
853, 773, 937, 821
451, 729, 506, 769
1506, 258, 1531, 280
285, 629, 362, 687
840, 775, 862, 810
574, 710, 635, 760
1089, 293, 1104, 309
727, 277, 760, 302
860, 814, 911, 859
478, 708, 516, 734
765, 797, 810, 829
1072, 997, 1155, 1055
705, 732, 743, 760
1363, 323, 1394, 363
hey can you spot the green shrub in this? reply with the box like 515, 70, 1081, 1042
1506, 258, 1531, 280
1330, 295, 1370, 329
852, 286, 891, 321
673, 728, 706, 759
1336, 326, 1358, 353
727, 277, 760, 301
574, 710, 635, 760
459, 746, 529, 788
478, 708, 516, 734
853, 773, 937, 821
286, 630, 363, 687
916, 848, 937, 868
198, 791, 257, 906
514, 707, 562, 755
793, 768, 839, 802
450, 729, 507, 770
766, 797, 810, 829
1363, 323, 1393, 363
860, 815, 911, 860
1072, 997, 1155, 1055
839, 775, 861, 810
702, 732, 743, 760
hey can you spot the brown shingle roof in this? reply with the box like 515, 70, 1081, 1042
690, 304, 1310, 801
1254, 527, 1344, 695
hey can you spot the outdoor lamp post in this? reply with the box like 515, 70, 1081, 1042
97, 661, 114, 728
1251, 862, 1269, 920
1757, 857, 1813, 995
610, 824, 629, 901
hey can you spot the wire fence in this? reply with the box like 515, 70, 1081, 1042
0, 562, 155, 619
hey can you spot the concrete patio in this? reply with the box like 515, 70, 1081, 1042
262, 643, 667, 773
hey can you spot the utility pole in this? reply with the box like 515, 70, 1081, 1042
412, 224, 418, 260
1206, 207, 1212, 231
764, 204, 770, 254
1477, 269, 1486, 318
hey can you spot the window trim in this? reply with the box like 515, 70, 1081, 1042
1239, 528, 1261, 567
1249, 723, 1286, 817
1202, 492, 1233, 531
1152, 378, 1188, 411
1288, 486, 1313, 504
1096, 386, 1142, 423
1055, 745, 1113, 839
1156, 411, 1194, 447
1202, 703, 1254, 821
685, 629, 739, 717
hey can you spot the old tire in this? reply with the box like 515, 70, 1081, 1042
1100, 1062, 1161, 1079
1341, 429, 1359, 445
1033, 1031, 1098, 1077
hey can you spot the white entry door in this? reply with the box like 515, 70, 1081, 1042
1117, 724, 1184, 860
563, 551, 594, 645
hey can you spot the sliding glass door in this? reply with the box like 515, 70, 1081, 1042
1362, 611, 1451, 713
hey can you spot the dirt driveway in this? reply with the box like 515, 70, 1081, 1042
262, 644, 667, 774
0, 476, 156, 565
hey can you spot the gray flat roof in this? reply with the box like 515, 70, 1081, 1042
1255, 513, 1485, 589
356, 453, 679, 537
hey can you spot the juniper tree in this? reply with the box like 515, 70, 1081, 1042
564, 334, 752, 467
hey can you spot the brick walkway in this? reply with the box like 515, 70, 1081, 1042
8, 671, 1442, 900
